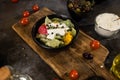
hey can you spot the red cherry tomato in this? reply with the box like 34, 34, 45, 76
69, 69, 79, 80
32, 4, 39, 11
90, 40, 100, 50
23, 10, 30, 17
11, 0, 19, 3
20, 17, 29, 25
53, 78, 59, 80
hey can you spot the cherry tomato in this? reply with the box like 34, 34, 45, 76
23, 10, 30, 17
69, 69, 79, 80
20, 17, 29, 25
11, 0, 19, 3
53, 78, 59, 80
90, 40, 100, 50
32, 4, 39, 11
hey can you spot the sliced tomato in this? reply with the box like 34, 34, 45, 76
38, 24, 47, 35
90, 40, 100, 50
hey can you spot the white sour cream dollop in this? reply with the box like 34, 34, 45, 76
46, 22, 69, 39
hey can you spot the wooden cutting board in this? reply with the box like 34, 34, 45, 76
12, 7, 116, 80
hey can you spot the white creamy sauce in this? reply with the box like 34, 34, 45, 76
46, 23, 69, 39
96, 13, 120, 31
47, 22, 59, 28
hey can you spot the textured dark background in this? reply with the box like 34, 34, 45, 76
0, 0, 120, 80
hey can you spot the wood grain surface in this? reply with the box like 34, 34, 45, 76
12, 7, 116, 80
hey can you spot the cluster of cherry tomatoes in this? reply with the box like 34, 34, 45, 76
20, 4, 39, 25
11, 0, 39, 25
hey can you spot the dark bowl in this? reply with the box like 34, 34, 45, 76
32, 14, 79, 50
94, 0, 106, 4
67, 0, 106, 22
67, 0, 95, 22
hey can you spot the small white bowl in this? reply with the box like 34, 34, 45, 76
95, 13, 120, 37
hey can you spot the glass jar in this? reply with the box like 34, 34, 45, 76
0, 66, 32, 80
95, 13, 120, 37
110, 54, 120, 79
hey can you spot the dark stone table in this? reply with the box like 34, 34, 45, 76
0, 0, 120, 80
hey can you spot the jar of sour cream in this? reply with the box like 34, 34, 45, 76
95, 13, 120, 37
